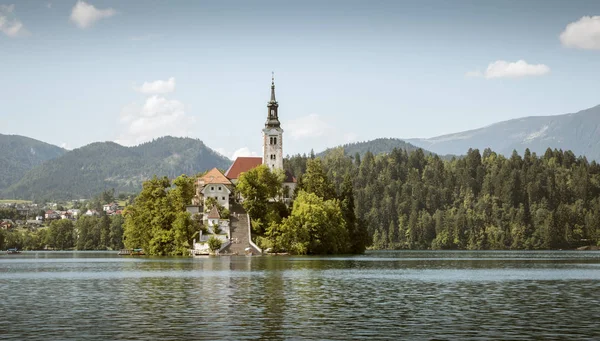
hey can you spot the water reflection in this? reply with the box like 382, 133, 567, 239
1, 251, 600, 340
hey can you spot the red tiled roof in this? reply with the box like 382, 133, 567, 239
207, 206, 221, 219
225, 157, 263, 180
198, 168, 232, 185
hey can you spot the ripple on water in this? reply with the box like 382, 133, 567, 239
1, 251, 600, 340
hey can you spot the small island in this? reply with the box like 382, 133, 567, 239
121, 78, 369, 256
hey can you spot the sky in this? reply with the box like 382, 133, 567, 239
1, 0, 600, 159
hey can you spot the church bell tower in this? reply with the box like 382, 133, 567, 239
263, 73, 284, 170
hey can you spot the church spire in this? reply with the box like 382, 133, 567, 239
270, 72, 276, 103
266, 72, 280, 128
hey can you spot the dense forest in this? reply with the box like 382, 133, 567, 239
286, 147, 600, 250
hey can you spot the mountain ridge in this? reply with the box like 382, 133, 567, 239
2, 136, 232, 201
406, 104, 600, 160
0, 134, 67, 191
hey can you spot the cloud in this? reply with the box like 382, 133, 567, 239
466, 60, 550, 79
70, 0, 116, 29
560, 16, 600, 50
135, 77, 176, 94
231, 147, 258, 160
115, 96, 195, 146
47, 3, 52, 9
60, 142, 72, 150
0, 4, 27, 37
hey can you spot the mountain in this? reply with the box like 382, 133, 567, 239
319, 138, 453, 159
406, 104, 600, 160
0, 134, 67, 191
2, 136, 231, 201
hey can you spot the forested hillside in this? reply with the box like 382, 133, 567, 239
319, 138, 433, 157
3, 136, 231, 201
285, 147, 600, 250
0, 134, 66, 191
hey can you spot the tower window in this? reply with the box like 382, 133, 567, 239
271, 109, 275, 116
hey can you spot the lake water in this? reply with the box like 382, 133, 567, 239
1, 251, 600, 340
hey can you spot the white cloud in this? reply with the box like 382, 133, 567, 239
231, 147, 258, 160
135, 77, 176, 95
467, 60, 550, 79
0, 4, 27, 37
60, 142, 72, 150
560, 16, 600, 50
115, 96, 195, 146
70, 1, 116, 29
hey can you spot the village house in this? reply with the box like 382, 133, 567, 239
45, 210, 60, 220
85, 209, 99, 216
103, 203, 119, 212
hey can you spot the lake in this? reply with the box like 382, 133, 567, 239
1, 251, 600, 340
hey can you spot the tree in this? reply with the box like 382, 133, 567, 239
47, 219, 75, 250
272, 191, 348, 255
340, 174, 369, 253
123, 175, 195, 256
207, 235, 222, 253
301, 158, 336, 201
236, 165, 283, 233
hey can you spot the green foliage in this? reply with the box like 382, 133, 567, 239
237, 165, 283, 234
207, 235, 222, 252
123, 174, 197, 256
300, 159, 336, 201
285, 147, 600, 250
75, 214, 124, 250
47, 219, 75, 250
270, 191, 348, 255
204, 197, 230, 219
3, 136, 231, 201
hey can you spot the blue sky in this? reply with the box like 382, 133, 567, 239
1, 0, 599, 158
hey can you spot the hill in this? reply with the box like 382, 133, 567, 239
318, 138, 454, 159
2, 136, 231, 201
406, 104, 600, 160
0, 134, 67, 191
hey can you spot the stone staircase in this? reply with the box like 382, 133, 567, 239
221, 203, 261, 255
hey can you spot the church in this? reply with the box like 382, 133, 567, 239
192, 76, 297, 212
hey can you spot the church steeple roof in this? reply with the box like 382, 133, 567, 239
270, 72, 277, 103
265, 72, 281, 128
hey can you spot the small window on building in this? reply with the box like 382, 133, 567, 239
218, 186, 221, 191
211, 186, 214, 191
222, 197, 225, 200
274, 137, 277, 145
